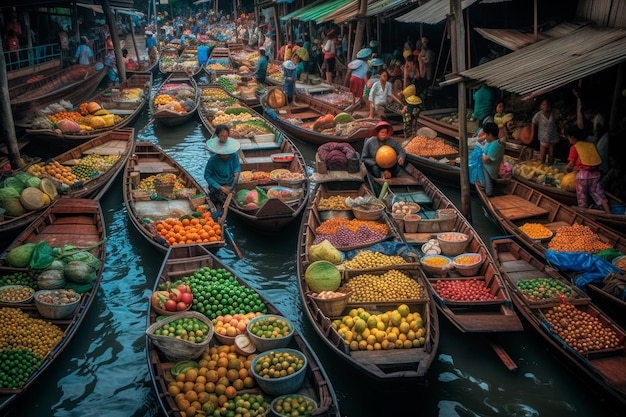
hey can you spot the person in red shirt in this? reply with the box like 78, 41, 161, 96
7, 29, 19, 64
565, 125, 611, 213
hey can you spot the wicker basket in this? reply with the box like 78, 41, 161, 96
351, 201, 385, 221
307, 287, 352, 317
146, 311, 214, 361
151, 300, 191, 316
189, 193, 206, 210
133, 190, 152, 201
154, 178, 175, 196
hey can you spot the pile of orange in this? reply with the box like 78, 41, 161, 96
155, 211, 222, 246
39, 161, 78, 185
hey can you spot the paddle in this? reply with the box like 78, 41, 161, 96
219, 190, 244, 259
137, 118, 156, 135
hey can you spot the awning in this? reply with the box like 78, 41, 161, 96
193, 0, 212, 4
396, 0, 478, 24
366, 0, 418, 17
444, 26, 626, 99
474, 21, 588, 51
77, 2, 103, 14
280, 0, 353, 22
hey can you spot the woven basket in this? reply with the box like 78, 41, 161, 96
146, 311, 214, 361
154, 179, 175, 196
189, 194, 206, 210
307, 287, 352, 317
351, 201, 385, 221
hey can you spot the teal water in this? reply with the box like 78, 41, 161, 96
3, 75, 620, 417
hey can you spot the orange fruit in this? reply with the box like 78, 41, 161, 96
215, 383, 226, 396
224, 386, 237, 399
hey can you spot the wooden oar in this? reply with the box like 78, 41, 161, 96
137, 118, 156, 135
219, 191, 244, 259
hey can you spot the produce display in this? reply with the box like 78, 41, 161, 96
252, 350, 305, 379
404, 135, 458, 157
548, 224, 612, 253
391, 201, 420, 215
154, 211, 223, 246
30, 100, 124, 133
272, 394, 316, 417
519, 222, 553, 240
151, 316, 211, 343
0, 307, 64, 389
0, 285, 34, 302
341, 250, 407, 269
217, 74, 241, 93
614, 256, 626, 271
513, 160, 569, 189
35, 288, 80, 305
151, 283, 194, 313
304, 261, 341, 293
313, 92, 353, 109
154, 83, 196, 113
213, 312, 261, 338
137, 173, 187, 196
308, 240, 343, 264
310, 290, 348, 300
543, 303, 621, 354
332, 305, 427, 350
205, 59, 232, 71
313, 218, 388, 249
248, 316, 292, 339
0, 271, 37, 288
346, 270, 424, 302
516, 278, 573, 302
318, 195, 351, 210
0, 171, 56, 217
432, 279, 496, 301
211, 108, 254, 126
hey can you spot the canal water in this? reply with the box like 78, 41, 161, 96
4, 74, 620, 417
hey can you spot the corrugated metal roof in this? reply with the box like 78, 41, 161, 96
281, 0, 354, 22
316, 1, 360, 23
474, 22, 588, 51
396, 0, 478, 24
366, 0, 417, 17
452, 26, 626, 99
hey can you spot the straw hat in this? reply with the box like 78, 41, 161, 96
406, 95, 422, 105
356, 48, 372, 59
370, 57, 383, 67
369, 40, 378, 48
206, 137, 241, 155
402, 85, 416, 99
403, 50, 412, 59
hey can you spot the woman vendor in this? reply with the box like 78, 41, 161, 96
361, 121, 405, 179
204, 124, 241, 199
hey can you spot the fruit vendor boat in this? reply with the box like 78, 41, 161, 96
0, 198, 105, 411
151, 72, 199, 127
125, 51, 160, 76
367, 162, 523, 334
475, 177, 626, 313
296, 177, 440, 381
200, 86, 310, 234
260, 86, 397, 147
26, 128, 134, 200
122, 141, 225, 253
492, 237, 626, 409
25, 72, 152, 141
209, 71, 263, 108
9, 63, 107, 121
147, 244, 341, 417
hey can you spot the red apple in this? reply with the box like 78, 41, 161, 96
165, 299, 177, 311
169, 288, 181, 301
176, 301, 188, 311
177, 284, 190, 294
180, 292, 193, 305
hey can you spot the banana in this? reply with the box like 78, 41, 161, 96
93, 109, 110, 116
170, 360, 199, 376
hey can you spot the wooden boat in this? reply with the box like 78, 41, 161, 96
475, 177, 626, 311
36, 128, 134, 199
122, 141, 225, 253
0, 198, 105, 411
126, 54, 159, 76
158, 48, 182, 74
151, 72, 199, 127
24, 73, 151, 141
368, 163, 523, 333
9, 63, 107, 120
200, 87, 310, 234
401, 129, 462, 186
296, 178, 439, 380
159, 47, 201, 76
147, 244, 341, 417
492, 237, 626, 408
260, 86, 390, 146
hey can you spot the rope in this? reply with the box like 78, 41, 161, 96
602, 272, 626, 297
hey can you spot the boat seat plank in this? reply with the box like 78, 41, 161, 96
134, 200, 193, 219
282, 110, 320, 120
591, 359, 626, 390
453, 314, 524, 332
544, 221, 570, 232
133, 161, 177, 173
243, 156, 275, 164
490, 195, 549, 220
84, 140, 128, 155
500, 260, 538, 273
350, 348, 424, 364
238, 141, 280, 151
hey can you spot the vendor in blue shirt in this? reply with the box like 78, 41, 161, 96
197, 43, 210, 66
204, 124, 241, 198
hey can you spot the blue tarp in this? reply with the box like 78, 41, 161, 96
545, 250, 622, 286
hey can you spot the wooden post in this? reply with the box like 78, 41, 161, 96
128, 15, 141, 64
102, 0, 126, 83
451, 0, 471, 220
0, 44, 22, 170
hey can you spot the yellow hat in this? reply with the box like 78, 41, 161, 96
402, 85, 416, 99
403, 50, 412, 59
406, 95, 422, 105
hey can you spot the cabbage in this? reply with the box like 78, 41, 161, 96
2, 177, 25, 194
0, 187, 20, 201
15, 172, 40, 188
2, 197, 25, 217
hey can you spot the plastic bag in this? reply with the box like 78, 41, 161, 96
468, 144, 485, 185
29, 241, 58, 269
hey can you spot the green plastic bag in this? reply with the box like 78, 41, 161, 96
29, 241, 58, 270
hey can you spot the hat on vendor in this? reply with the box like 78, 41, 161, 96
206, 137, 241, 155
356, 47, 372, 59
283, 60, 296, 70
145, 30, 153, 36
372, 120, 393, 135
406, 95, 422, 105
402, 85, 416, 99
369, 57, 384, 67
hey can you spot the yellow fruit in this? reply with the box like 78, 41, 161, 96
397, 304, 410, 317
